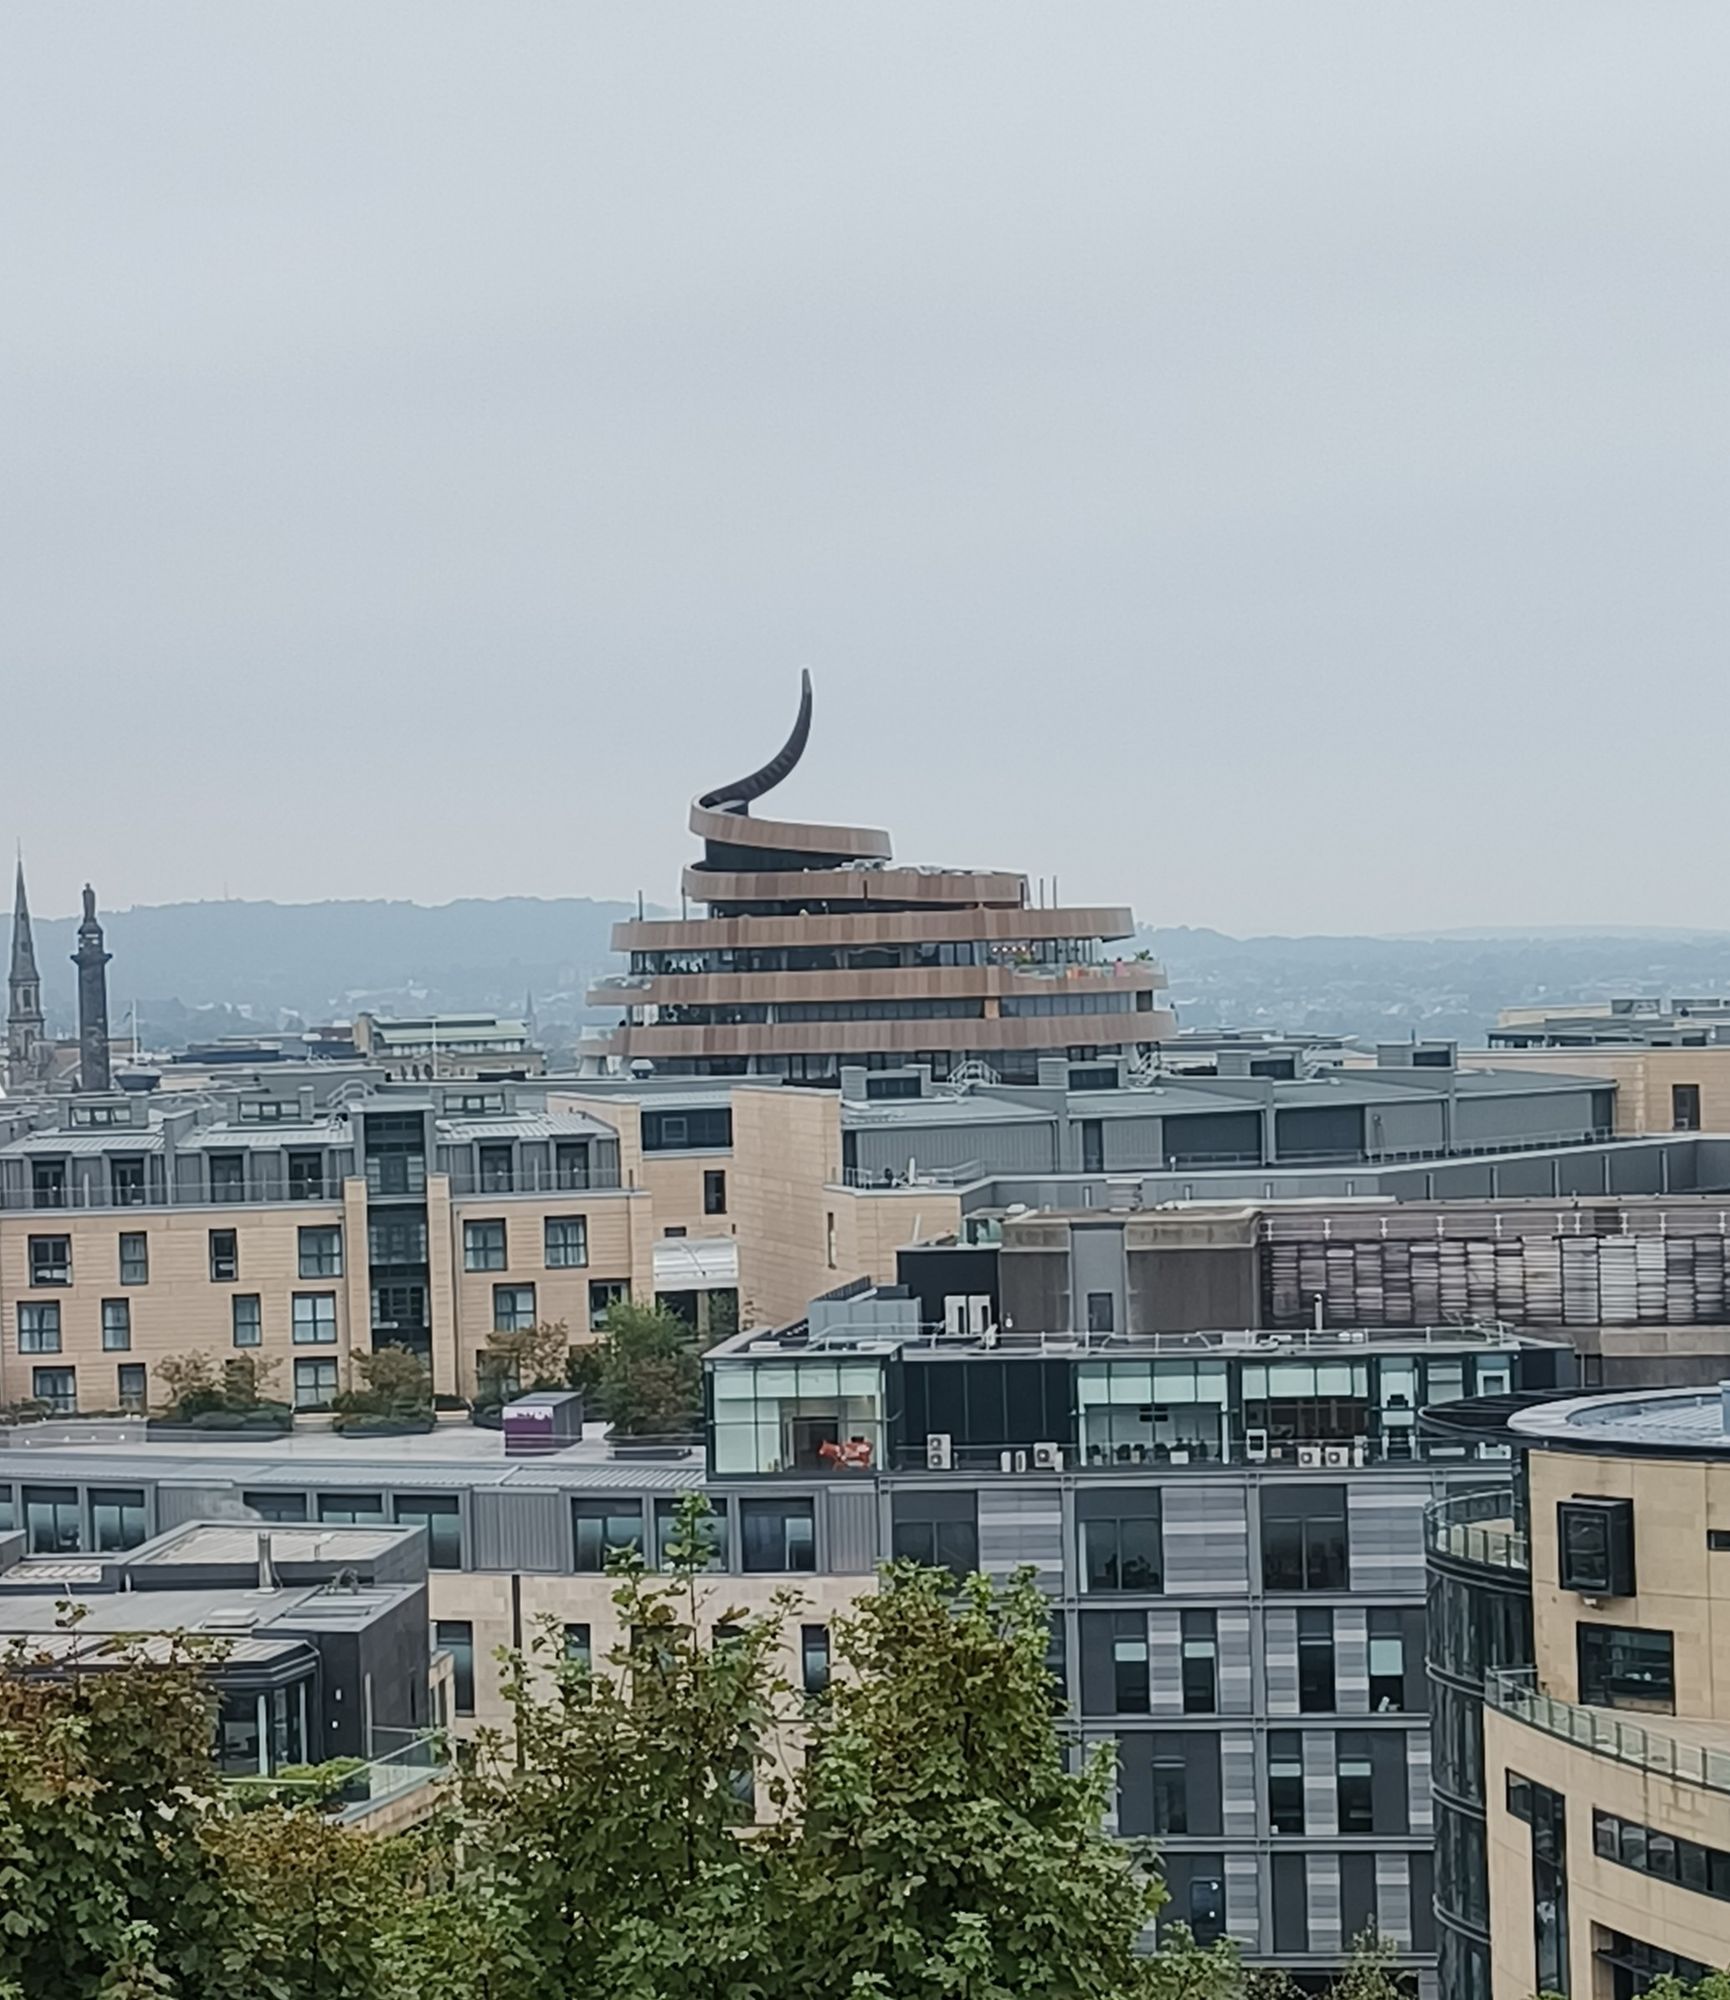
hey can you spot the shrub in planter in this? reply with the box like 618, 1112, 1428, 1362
332, 1410, 436, 1437
332, 1343, 434, 1433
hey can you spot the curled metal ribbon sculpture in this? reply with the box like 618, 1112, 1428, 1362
698, 670, 812, 814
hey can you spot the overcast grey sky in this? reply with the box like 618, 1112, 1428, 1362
2, 6, 1724, 936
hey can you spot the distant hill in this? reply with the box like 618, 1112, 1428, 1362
17, 898, 1730, 1051
22, 896, 644, 1041
1143, 925, 1730, 1044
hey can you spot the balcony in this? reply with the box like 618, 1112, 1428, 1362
445, 1164, 625, 1198
1488, 1668, 1730, 1796
225, 1726, 448, 1828
1425, 1489, 1530, 1573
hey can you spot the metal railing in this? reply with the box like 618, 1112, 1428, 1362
837, 1163, 981, 1190
225, 1726, 446, 1822
1, 1179, 345, 1214
445, 1165, 626, 1197
1487, 1668, 1730, 1794
1425, 1488, 1529, 1572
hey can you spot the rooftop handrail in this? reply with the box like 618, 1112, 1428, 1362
1487, 1667, 1730, 1795
1425, 1488, 1529, 1572
224, 1726, 447, 1821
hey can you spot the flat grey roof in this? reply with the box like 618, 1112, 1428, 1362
0, 1421, 709, 1494
1511, 1387, 1730, 1456
126, 1522, 413, 1567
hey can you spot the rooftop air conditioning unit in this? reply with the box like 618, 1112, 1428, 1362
1297, 1445, 1323, 1469
926, 1433, 953, 1471
1032, 1441, 1062, 1472
1245, 1429, 1269, 1463
1324, 1445, 1349, 1468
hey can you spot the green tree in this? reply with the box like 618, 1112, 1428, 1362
337, 1344, 434, 1417
598, 1299, 701, 1439
483, 1319, 575, 1401
0, 1622, 402, 1999
445, 1494, 790, 1998
774, 1563, 1161, 2000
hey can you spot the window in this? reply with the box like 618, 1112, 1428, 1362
642, 1107, 732, 1151
28, 1235, 70, 1286
369, 1216, 427, 1265
209, 1229, 238, 1282
890, 1493, 979, 1580
24, 1484, 79, 1552
115, 1363, 147, 1413
31, 1160, 66, 1209
1578, 1623, 1675, 1712
209, 1153, 246, 1202
393, 1494, 463, 1569
118, 1232, 148, 1285
1298, 1608, 1336, 1712
1507, 1772, 1569, 1996
90, 1487, 146, 1552
232, 1295, 262, 1347
464, 1220, 507, 1272
298, 1226, 343, 1279
802, 1624, 830, 1697
478, 1145, 514, 1193
109, 1157, 147, 1207
292, 1293, 338, 1345
244, 1490, 309, 1522
100, 1299, 131, 1352
1181, 1610, 1218, 1713
493, 1284, 536, 1333
545, 1216, 588, 1269
286, 1151, 325, 1200
18, 1302, 61, 1353
1186, 1869, 1225, 1950
436, 1621, 476, 1716
1086, 1291, 1115, 1334
318, 1491, 385, 1523
589, 1280, 627, 1331
1593, 1809, 1730, 1904
32, 1365, 75, 1412
740, 1498, 816, 1573
825, 1212, 837, 1269
663, 1226, 687, 1239
1674, 1082, 1703, 1131
240, 1099, 290, 1123
1148, 1739, 1191, 1835
654, 1498, 728, 1570
554, 1142, 592, 1190
1336, 1731, 1375, 1833
1268, 1731, 1305, 1834
1558, 1497, 1636, 1598
573, 1500, 645, 1572
1369, 1608, 1411, 1711
293, 1357, 338, 1408
1260, 1485, 1349, 1591
1080, 1495, 1163, 1592
564, 1624, 592, 1668
1113, 1631, 1151, 1714
703, 1170, 727, 1216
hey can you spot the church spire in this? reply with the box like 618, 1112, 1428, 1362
7, 855, 48, 1091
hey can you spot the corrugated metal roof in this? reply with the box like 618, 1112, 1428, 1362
6, 1130, 164, 1155
437, 1113, 613, 1142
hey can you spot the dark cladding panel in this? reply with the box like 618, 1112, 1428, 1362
1127, 1247, 1259, 1334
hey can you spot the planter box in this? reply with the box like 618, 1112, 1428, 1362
148, 1419, 294, 1445
332, 1417, 436, 1438
607, 1438, 697, 1462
